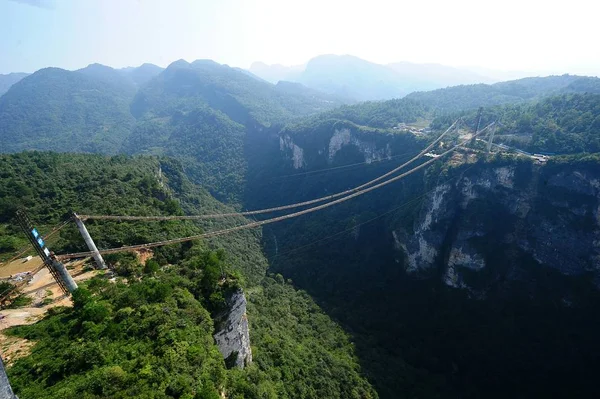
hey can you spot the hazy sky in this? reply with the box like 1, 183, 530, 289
1, 0, 599, 76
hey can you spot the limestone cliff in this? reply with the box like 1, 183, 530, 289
277, 122, 417, 170
213, 289, 252, 368
393, 157, 600, 292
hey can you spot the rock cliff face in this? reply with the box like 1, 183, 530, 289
269, 122, 600, 296
280, 134, 305, 169
327, 128, 392, 163
213, 289, 252, 368
393, 158, 600, 291
278, 125, 408, 170
0, 356, 17, 399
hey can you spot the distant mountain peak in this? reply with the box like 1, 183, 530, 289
167, 59, 191, 69
247, 62, 304, 84
139, 62, 161, 68
191, 59, 221, 67
248, 54, 497, 101
78, 63, 116, 73
118, 63, 164, 86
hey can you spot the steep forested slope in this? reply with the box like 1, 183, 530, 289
123, 106, 248, 203
0, 152, 377, 398
0, 68, 135, 153
319, 98, 429, 128
433, 93, 600, 154
130, 59, 341, 125
407, 74, 600, 112
124, 59, 344, 202
0, 59, 342, 203
118, 63, 164, 87
0, 73, 29, 97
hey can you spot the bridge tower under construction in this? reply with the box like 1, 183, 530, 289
15, 209, 78, 293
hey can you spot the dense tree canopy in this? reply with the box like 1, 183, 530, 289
2, 63, 600, 399
0, 152, 377, 399
407, 74, 600, 113
0, 68, 136, 154
432, 93, 600, 154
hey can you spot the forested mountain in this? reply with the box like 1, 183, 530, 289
76, 63, 138, 95
123, 106, 248, 202
407, 74, 600, 112
118, 63, 164, 86
431, 93, 600, 154
319, 98, 429, 128
0, 68, 135, 153
0, 152, 376, 398
131, 59, 341, 125
295, 55, 410, 101
274, 80, 349, 105
2, 57, 600, 399
77, 63, 164, 90
0, 73, 29, 97
125, 59, 343, 201
0, 59, 341, 202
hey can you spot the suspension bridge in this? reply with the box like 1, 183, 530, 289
1, 119, 497, 302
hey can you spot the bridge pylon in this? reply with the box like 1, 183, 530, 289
15, 209, 77, 294
72, 212, 107, 270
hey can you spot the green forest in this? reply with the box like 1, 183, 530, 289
0, 152, 376, 399
432, 93, 600, 153
1, 59, 600, 399
406, 74, 600, 113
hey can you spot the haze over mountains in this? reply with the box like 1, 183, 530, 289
2, 54, 599, 206
0, 73, 30, 97
4, 53, 594, 103
1, 55, 599, 158
0, 63, 166, 98
248, 54, 529, 101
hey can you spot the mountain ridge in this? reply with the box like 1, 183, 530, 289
0, 72, 30, 97
249, 54, 499, 101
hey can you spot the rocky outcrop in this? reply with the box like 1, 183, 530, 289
0, 356, 17, 399
213, 289, 252, 368
328, 128, 391, 163
394, 161, 600, 290
280, 135, 305, 169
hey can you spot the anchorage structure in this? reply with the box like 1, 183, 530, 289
15, 209, 78, 294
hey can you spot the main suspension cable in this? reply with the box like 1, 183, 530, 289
57, 123, 490, 260
79, 119, 463, 222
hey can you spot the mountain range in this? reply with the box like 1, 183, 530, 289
249, 54, 503, 101
3, 54, 595, 104
2, 55, 600, 398
0, 73, 30, 97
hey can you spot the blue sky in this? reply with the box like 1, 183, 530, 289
1, 0, 599, 76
